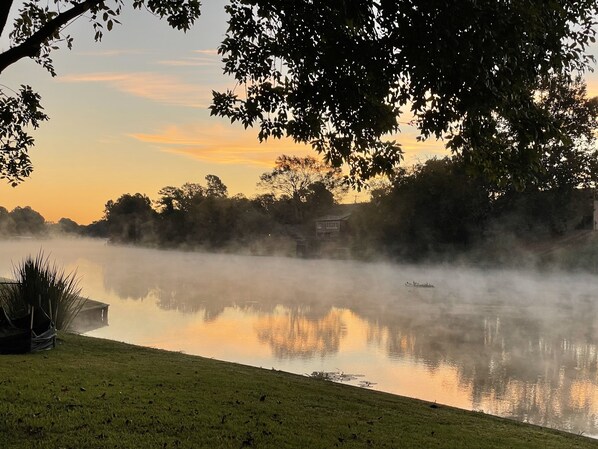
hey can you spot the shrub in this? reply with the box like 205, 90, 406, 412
0, 252, 86, 331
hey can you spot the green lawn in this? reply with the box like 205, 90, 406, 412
0, 333, 596, 449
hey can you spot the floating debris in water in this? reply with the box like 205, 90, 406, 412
308, 370, 375, 387
405, 281, 435, 288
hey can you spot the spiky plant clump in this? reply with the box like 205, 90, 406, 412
0, 252, 87, 331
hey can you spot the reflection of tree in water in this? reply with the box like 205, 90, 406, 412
101, 251, 341, 322
151, 288, 227, 322
358, 293, 598, 435
101, 255, 153, 301
254, 307, 347, 359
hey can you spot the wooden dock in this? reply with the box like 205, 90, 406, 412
72, 298, 109, 332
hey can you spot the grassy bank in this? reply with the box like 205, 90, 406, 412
0, 334, 595, 449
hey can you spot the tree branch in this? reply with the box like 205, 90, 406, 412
0, 0, 103, 75
0, 0, 15, 39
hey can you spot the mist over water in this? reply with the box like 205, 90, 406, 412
1, 238, 598, 437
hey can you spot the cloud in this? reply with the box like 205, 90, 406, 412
75, 49, 152, 57
58, 72, 214, 108
193, 49, 219, 55
155, 49, 220, 67
129, 121, 447, 168
156, 57, 219, 67
129, 123, 311, 166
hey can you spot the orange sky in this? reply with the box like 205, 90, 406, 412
0, 2, 596, 224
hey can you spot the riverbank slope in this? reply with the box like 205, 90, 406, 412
0, 334, 595, 449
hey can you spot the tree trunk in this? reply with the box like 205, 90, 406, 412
0, 0, 102, 75
0, 1, 14, 38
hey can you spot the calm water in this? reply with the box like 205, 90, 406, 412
2, 238, 598, 437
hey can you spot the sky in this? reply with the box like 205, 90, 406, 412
0, 2, 597, 224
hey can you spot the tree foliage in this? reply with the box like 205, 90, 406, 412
155, 175, 231, 246
156, 182, 205, 214
205, 174, 228, 198
211, 0, 598, 187
0, 204, 47, 235
104, 193, 156, 243
460, 75, 598, 190
257, 155, 347, 222
0, 0, 201, 185
0, 86, 47, 186
258, 155, 347, 201
354, 158, 491, 260
8, 205, 46, 235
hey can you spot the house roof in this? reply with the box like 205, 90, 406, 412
314, 203, 361, 222
315, 212, 351, 222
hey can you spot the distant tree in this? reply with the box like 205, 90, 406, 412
156, 183, 204, 214
83, 219, 109, 238
0, 0, 201, 185
356, 158, 491, 260
104, 193, 156, 243
155, 185, 189, 245
9, 206, 46, 235
251, 193, 296, 226
251, 194, 277, 215
155, 176, 231, 246
0, 206, 14, 235
205, 174, 228, 198
155, 186, 181, 215
57, 217, 81, 235
470, 76, 598, 239
303, 182, 335, 220
156, 189, 275, 249
212, 1, 598, 187
487, 188, 594, 239
185, 196, 235, 247
258, 155, 347, 222
231, 195, 278, 242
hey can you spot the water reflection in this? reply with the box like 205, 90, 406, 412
254, 308, 347, 359
1, 238, 598, 436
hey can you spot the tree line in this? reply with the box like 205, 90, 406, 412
0, 156, 345, 255
351, 158, 597, 264
3, 153, 597, 266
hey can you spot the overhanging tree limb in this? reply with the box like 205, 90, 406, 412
0, 0, 201, 185
0, 0, 103, 75
211, 0, 598, 187
0, 0, 15, 38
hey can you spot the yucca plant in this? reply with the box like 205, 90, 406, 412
0, 252, 87, 331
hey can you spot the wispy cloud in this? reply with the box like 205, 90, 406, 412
193, 49, 219, 55
156, 49, 220, 67
129, 122, 446, 167
156, 57, 218, 67
58, 72, 214, 108
75, 49, 152, 57
129, 123, 311, 166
